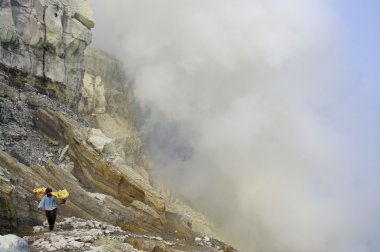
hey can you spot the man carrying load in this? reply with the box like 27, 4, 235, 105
38, 187, 58, 231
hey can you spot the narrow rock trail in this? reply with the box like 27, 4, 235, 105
25, 217, 232, 252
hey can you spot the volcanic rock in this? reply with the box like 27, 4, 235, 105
0, 0, 93, 107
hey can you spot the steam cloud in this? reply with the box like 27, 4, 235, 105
91, 1, 380, 251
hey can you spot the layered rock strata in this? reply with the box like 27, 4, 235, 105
36, 108, 166, 227
0, 0, 93, 107
0, 81, 165, 234
0, 149, 164, 234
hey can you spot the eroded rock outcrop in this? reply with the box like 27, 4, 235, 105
0, 0, 93, 107
36, 108, 166, 231
0, 80, 165, 234
79, 47, 151, 181
0, 146, 165, 234
80, 47, 134, 119
79, 72, 106, 114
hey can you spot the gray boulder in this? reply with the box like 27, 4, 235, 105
0, 234, 29, 252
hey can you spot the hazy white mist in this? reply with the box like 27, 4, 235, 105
91, 1, 380, 251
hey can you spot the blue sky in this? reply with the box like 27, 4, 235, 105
341, 0, 380, 69
336, 0, 379, 70
336, 0, 380, 104
332, 0, 380, 142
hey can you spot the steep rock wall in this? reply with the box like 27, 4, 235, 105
0, 0, 93, 108
0, 0, 168, 236
79, 47, 151, 180
0, 82, 166, 234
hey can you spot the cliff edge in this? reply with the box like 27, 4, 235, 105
0, 1, 237, 251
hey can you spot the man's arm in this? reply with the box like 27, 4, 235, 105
38, 196, 45, 209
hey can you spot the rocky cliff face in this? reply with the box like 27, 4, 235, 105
80, 46, 152, 181
0, 81, 166, 234
0, 0, 93, 108
0, 71, 236, 251
0, 1, 237, 251
0, 0, 165, 236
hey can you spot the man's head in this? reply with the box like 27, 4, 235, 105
45, 187, 52, 195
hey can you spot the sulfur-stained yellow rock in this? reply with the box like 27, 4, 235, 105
35, 108, 166, 230
0, 148, 165, 234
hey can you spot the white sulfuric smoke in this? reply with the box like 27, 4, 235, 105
91, 1, 380, 251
